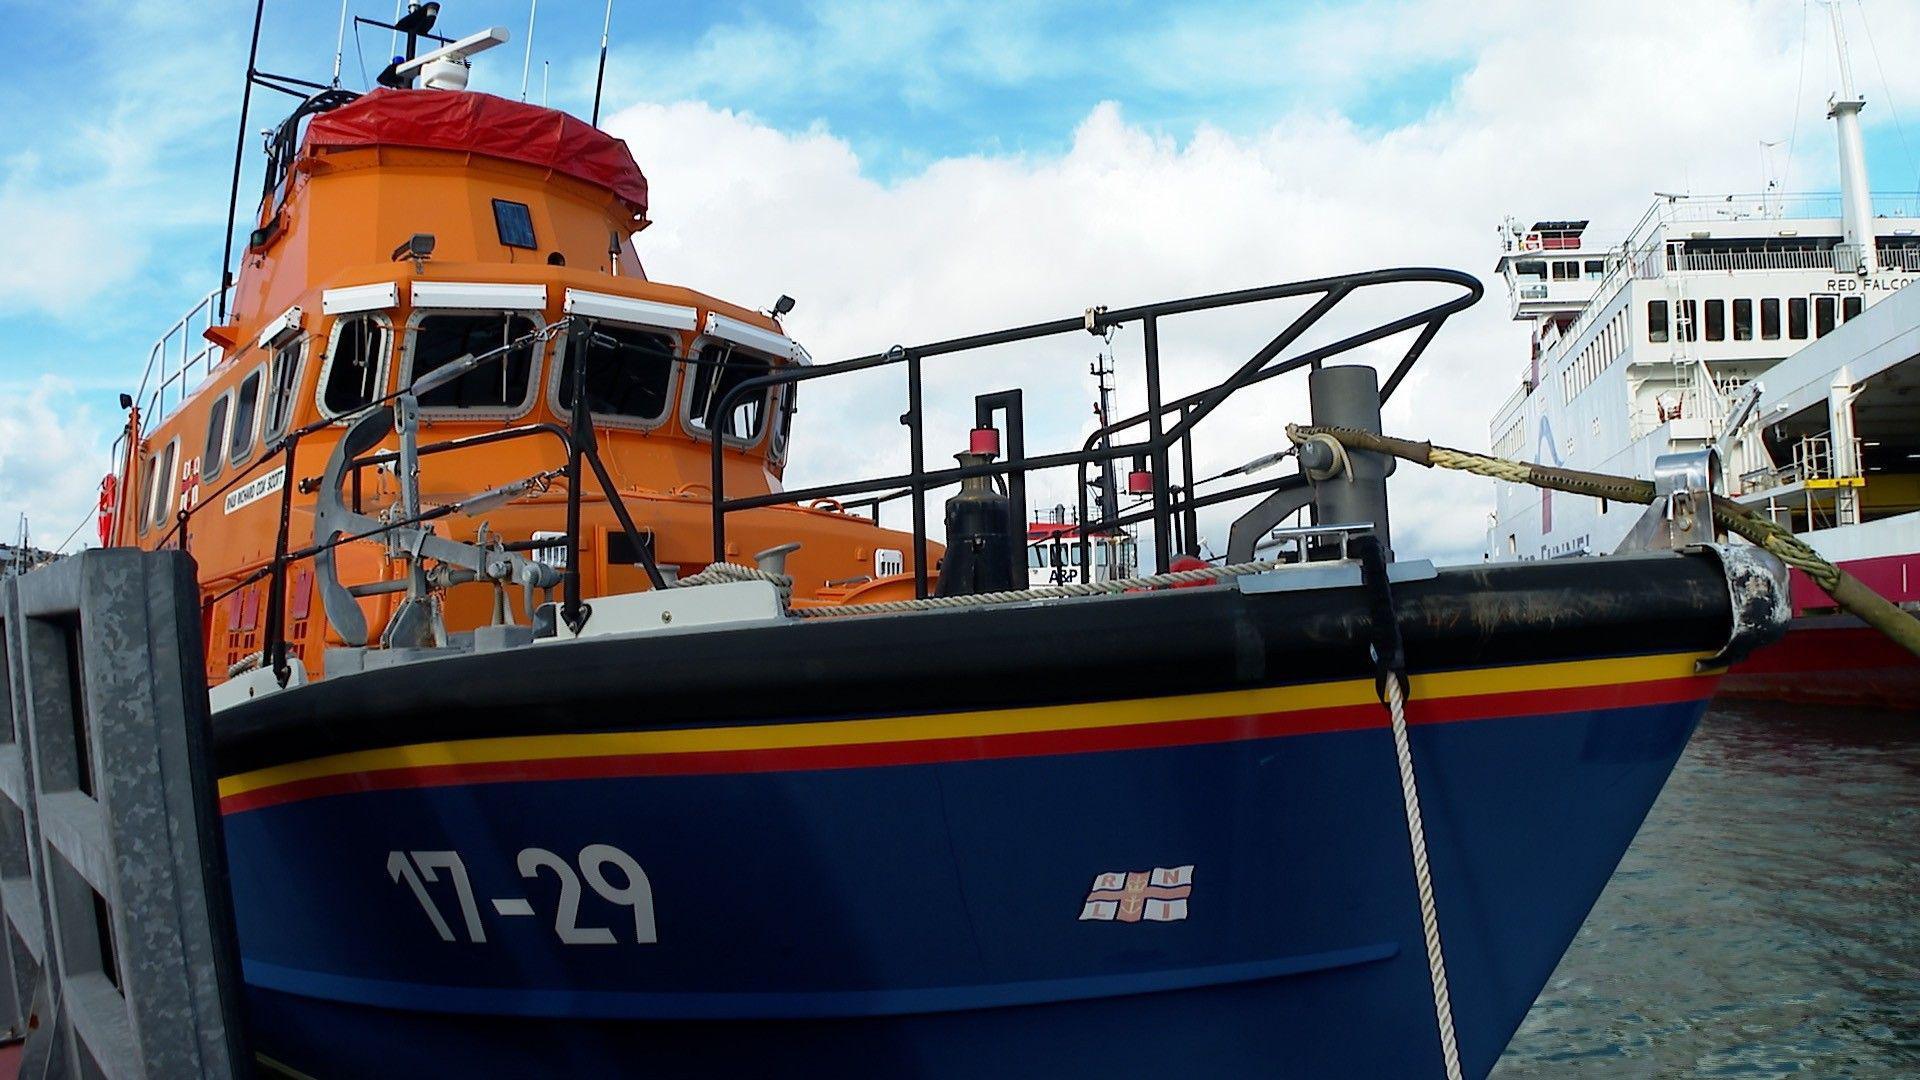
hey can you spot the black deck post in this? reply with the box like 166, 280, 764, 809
1142, 316, 1172, 573
906, 354, 929, 598
1179, 402, 1200, 557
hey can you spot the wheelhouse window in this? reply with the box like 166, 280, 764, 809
686, 343, 774, 442
771, 384, 797, 460
321, 315, 391, 418
1513, 260, 1546, 282
408, 312, 542, 412
1551, 260, 1578, 281
1760, 298, 1781, 340
263, 338, 304, 442
148, 439, 178, 531
1704, 299, 1725, 342
1732, 298, 1752, 341
137, 453, 159, 536
1647, 300, 1669, 343
1583, 259, 1605, 279
554, 322, 678, 424
202, 392, 231, 481
229, 369, 262, 463
1788, 297, 1809, 340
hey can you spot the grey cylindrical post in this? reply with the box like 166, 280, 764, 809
1308, 365, 1395, 559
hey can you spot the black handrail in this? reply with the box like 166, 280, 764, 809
707, 268, 1481, 592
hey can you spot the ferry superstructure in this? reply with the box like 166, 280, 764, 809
1484, 7, 1919, 704
1486, 195, 1920, 559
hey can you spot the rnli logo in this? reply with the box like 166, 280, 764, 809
1079, 865, 1192, 923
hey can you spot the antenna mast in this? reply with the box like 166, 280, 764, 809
332, 0, 351, 86
217, 0, 269, 322
1091, 335, 1121, 526
591, 0, 614, 126
520, 0, 538, 101
1825, 0, 1878, 275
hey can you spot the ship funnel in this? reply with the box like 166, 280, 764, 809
1825, 1, 1878, 275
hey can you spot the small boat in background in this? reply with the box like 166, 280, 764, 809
86, 5, 1791, 1076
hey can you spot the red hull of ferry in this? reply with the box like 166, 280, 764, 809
1721, 552, 1920, 711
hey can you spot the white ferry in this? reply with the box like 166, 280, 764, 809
1485, 7, 1920, 706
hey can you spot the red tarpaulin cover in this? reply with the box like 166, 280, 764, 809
304, 89, 648, 216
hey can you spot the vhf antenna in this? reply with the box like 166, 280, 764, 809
1091, 332, 1121, 526
591, 0, 614, 126
520, 0, 538, 102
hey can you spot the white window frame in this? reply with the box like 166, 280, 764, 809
136, 450, 160, 537
399, 309, 548, 421
201, 389, 235, 483
262, 336, 307, 445
768, 343, 809, 465
147, 436, 181, 532
679, 336, 779, 450
544, 319, 685, 432
315, 312, 395, 421
229, 365, 266, 467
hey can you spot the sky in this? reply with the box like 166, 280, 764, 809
2, 0, 1918, 563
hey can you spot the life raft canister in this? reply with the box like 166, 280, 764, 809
97, 474, 117, 547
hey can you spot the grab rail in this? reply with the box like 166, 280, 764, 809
133, 284, 232, 436
706, 267, 1483, 597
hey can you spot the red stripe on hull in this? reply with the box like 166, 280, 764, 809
218, 674, 1716, 815
1723, 621, 1920, 710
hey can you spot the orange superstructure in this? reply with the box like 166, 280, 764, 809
111, 87, 929, 684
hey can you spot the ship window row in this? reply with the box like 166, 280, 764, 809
1514, 259, 1608, 283
1647, 293, 1865, 346
143, 308, 795, 536
1561, 307, 1627, 404
301, 310, 791, 450
1028, 542, 1123, 569
136, 338, 305, 536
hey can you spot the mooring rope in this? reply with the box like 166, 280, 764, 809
1383, 669, 1464, 1080
1286, 424, 1920, 660
677, 562, 794, 607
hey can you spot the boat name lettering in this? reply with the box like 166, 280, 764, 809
387, 846, 657, 945
1825, 275, 1916, 294
224, 466, 286, 515
1539, 534, 1592, 560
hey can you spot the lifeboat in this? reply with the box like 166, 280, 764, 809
106, 10, 1789, 1078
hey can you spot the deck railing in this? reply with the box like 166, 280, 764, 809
133, 284, 231, 437
706, 268, 1484, 597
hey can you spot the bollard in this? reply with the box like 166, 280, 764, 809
1307, 365, 1396, 560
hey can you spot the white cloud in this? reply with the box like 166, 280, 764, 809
0, 378, 110, 554
0, 6, 233, 319
598, 0, 1920, 565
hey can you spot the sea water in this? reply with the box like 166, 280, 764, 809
1493, 700, 1920, 1078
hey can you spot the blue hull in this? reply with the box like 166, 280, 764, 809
224, 695, 1703, 1078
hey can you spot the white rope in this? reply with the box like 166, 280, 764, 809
677, 562, 794, 607
1383, 670, 1464, 1080
789, 558, 1286, 619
